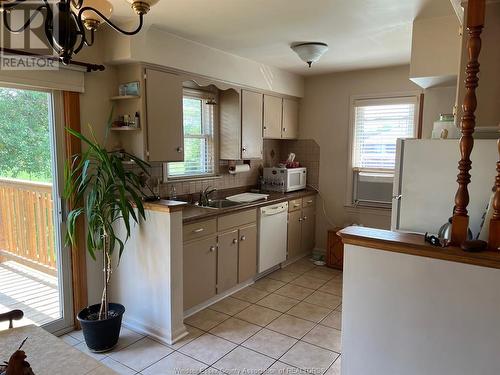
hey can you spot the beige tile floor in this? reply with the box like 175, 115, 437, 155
63, 257, 343, 375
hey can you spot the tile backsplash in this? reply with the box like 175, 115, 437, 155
142, 139, 320, 199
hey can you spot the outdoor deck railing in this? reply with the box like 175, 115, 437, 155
0, 177, 56, 273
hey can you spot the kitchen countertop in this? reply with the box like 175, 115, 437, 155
338, 226, 500, 270
182, 188, 317, 223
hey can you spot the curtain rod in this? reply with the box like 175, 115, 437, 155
0, 48, 105, 72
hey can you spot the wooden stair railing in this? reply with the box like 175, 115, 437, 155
489, 139, 500, 250
450, 0, 486, 246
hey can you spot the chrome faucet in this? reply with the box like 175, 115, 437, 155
199, 186, 217, 206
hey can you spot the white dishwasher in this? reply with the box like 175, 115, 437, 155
258, 201, 289, 273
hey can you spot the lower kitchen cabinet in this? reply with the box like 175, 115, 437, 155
287, 198, 316, 259
238, 224, 257, 283
300, 206, 316, 253
217, 230, 239, 293
287, 210, 303, 259
183, 235, 217, 310
183, 209, 258, 310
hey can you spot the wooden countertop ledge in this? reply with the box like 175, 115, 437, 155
142, 199, 188, 213
338, 226, 500, 270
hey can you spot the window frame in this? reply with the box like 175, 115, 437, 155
166, 88, 219, 181
345, 91, 422, 208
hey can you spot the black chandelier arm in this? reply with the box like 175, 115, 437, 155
0, 0, 27, 12
74, 28, 95, 54
70, 0, 85, 10
77, 6, 144, 36
3, 4, 48, 33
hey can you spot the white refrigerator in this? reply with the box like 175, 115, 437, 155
391, 139, 498, 237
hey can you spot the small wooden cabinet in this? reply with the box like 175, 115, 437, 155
263, 94, 283, 139
183, 235, 217, 310
287, 197, 316, 260
326, 228, 344, 270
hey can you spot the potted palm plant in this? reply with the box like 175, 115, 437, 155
64, 126, 150, 352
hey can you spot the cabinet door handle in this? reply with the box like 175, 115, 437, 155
294, 204, 300, 208
193, 228, 204, 233
242, 147, 247, 152
283, 127, 286, 132
177, 147, 183, 153
209, 246, 216, 252
306, 200, 313, 204
240, 235, 246, 241
298, 218, 303, 222
263, 126, 267, 130
303, 216, 308, 220
232, 238, 238, 244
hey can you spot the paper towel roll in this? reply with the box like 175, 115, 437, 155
229, 164, 251, 174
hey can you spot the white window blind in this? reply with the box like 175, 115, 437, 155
168, 92, 215, 178
352, 97, 417, 172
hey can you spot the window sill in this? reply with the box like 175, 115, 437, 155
344, 204, 392, 216
165, 175, 222, 183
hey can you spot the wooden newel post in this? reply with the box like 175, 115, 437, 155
450, 0, 486, 246
488, 139, 500, 250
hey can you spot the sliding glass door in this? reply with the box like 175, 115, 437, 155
0, 85, 73, 333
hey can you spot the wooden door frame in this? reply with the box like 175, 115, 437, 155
63, 91, 88, 328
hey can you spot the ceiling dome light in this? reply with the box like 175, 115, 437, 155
291, 42, 328, 68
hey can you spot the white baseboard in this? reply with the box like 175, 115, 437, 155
184, 279, 255, 319
122, 315, 188, 346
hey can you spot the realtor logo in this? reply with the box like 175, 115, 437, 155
1, 1, 59, 70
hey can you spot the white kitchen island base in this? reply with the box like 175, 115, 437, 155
340, 227, 500, 375
110, 203, 188, 345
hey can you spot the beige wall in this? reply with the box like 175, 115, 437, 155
76, 40, 118, 305
103, 26, 304, 98
299, 65, 457, 250
422, 85, 457, 138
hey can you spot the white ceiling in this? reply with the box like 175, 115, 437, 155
110, 0, 455, 76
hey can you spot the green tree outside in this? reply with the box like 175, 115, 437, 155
0, 87, 52, 183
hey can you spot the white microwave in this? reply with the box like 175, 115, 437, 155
263, 167, 307, 192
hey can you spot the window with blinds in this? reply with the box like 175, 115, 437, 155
350, 96, 418, 207
167, 92, 216, 178
353, 97, 417, 172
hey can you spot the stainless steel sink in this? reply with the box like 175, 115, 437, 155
199, 199, 243, 209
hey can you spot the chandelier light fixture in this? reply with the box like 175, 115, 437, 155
0, 0, 158, 64
291, 42, 328, 68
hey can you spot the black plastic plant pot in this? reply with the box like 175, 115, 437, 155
77, 303, 125, 352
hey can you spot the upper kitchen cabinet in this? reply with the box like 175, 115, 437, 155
241, 90, 264, 159
145, 68, 184, 162
110, 64, 184, 162
219, 88, 242, 160
263, 95, 283, 139
282, 98, 299, 139
219, 89, 263, 160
